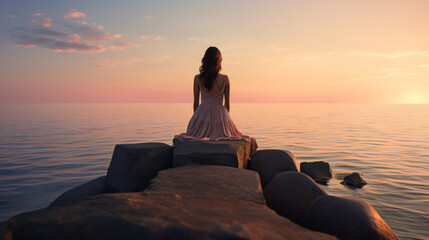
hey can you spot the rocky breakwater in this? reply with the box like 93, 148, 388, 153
0, 140, 398, 240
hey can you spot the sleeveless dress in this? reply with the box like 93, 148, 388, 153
174, 75, 258, 153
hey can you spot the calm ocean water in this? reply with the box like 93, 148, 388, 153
0, 103, 428, 239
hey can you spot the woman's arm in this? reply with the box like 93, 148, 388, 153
193, 75, 200, 112
224, 76, 230, 112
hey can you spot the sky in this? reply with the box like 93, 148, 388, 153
1, 0, 428, 103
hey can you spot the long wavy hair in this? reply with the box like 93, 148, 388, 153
199, 46, 222, 91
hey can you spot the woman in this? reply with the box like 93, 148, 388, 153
175, 46, 257, 153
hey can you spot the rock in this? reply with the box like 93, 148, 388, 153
0, 166, 337, 240
301, 195, 398, 240
263, 172, 328, 223
106, 142, 173, 192
342, 172, 367, 187
248, 149, 298, 187
300, 161, 333, 183
49, 176, 106, 207
173, 139, 250, 169
148, 165, 265, 204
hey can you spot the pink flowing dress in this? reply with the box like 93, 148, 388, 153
175, 75, 258, 153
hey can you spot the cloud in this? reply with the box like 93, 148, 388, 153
153, 35, 165, 40
11, 27, 106, 53
63, 10, 86, 18
156, 55, 171, 62
9, 15, 16, 18
33, 13, 43, 16
141, 35, 165, 40
29, 18, 53, 27
95, 58, 142, 68
351, 50, 429, 59
67, 24, 121, 42
16, 44, 35, 48
9, 9, 131, 53
108, 41, 140, 50
418, 64, 429, 68
145, 15, 153, 19
188, 37, 207, 42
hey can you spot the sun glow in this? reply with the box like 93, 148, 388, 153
398, 91, 428, 104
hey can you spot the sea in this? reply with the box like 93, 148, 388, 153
0, 103, 428, 239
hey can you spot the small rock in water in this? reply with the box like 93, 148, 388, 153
300, 161, 333, 184
342, 172, 367, 187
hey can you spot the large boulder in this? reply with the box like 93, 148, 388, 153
0, 166, 337, 240
249, 149, 298, 187
263, 172, 327, 223
106, 142, 173, 192
300, 161, 333, 183
301, 195, 398, 240
173, 140, 251, 169
50, 176, 106, 207
342, 172, 367, 188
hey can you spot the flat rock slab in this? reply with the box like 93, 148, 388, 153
148, 165, 265, 204
106, 142, 173, 192
50, 176, 107, 207
173, 140, 251, 169
0, 166, 337, 240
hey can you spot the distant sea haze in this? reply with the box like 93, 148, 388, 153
0, 103, 428, 239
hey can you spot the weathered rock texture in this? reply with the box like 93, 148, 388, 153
264, 172, 327, 223
173, 140, 250, 169
301, 195, 398, 240
50, 175, 106, 207
106, 142, 173, 192
342, 172, 367, 187
0, 166, 337, 240
249, 149, 298, 187
300, 161, 333, 183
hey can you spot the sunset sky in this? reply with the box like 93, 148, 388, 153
1, 0, 428, 103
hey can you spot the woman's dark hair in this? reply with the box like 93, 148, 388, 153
199, 46, 222, 90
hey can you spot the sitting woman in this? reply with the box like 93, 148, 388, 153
175, 46, 257, 153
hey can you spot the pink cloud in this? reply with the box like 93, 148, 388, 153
108, 41, 140, 50
189, 37, 207, 42
145, 15, 153, 19
141, 35, 165, 40
33, 13, 43, 16
153, 35, 165, 40
29, 18, 53, 27
95, 58, 142, 68
63, 10, 86, 18
156, 55, 171, 62
16, 44, 36, 48
69, 25, 121, 42
9, 15, 16, 18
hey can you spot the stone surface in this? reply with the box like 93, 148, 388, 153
301, 195, 398, 240
342, 172, 367, 187
50, 176, 106, 207
106, 142, 173, 192
300, 161, 333, 183
0, 166, 337, 240
263, 172, 327, 223
173, 139, 251, 169
248, 149, 298, 187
